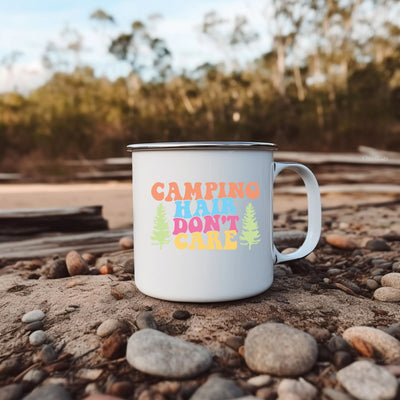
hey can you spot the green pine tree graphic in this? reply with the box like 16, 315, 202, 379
151, 203, 171, 249
240, 203, 261, 250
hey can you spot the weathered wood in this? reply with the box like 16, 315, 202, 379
0, 229, 132, 264
275, 183, 400, 195
0, 205, 108, 236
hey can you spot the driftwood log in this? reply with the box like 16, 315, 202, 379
0, 228, 131, 265
0, 205, 108, 237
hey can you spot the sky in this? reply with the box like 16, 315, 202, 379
0, 0, 270, 94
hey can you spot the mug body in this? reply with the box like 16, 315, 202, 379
129, 142, 277, 302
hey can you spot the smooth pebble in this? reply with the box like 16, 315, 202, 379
189, 377, 244, 400
343, 326, 400, 363
247, 375, 272, 387
22, 310, 45, 323
126, 329, 212, 378
22, 384, 72, 400
136, 311, 157, 330
244, 322, 318, 376
0, 383, 25, 400
365, 238, 391, 251
374, 287, 400, 302
366, 279, 379, 290
65, 250, 89, 276
326, 234, 357, 250
22, 368, 47, 384
381, 273, 400, 289
40, 344, 57, 364
29, 330, 47, 346
277, 378, 317, 400
322, 387, 357, 400
337, 360, 398, 400
96, 319, 124, 337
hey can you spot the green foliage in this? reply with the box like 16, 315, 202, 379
240, 203, 261, 250
0, 1, 400, 175
150, 203, 171, 249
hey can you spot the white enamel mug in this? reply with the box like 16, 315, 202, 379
127, 142, 321, 302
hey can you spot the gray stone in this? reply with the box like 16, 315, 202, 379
136, 311, 157, 330
22, 369, 47, 384
21, 310, 45, 323
44, 259, 68, 279
40, 344, 57, 364
365, 238, 391, 251
392, 261, 400, 272
322, 387, 356, 400
366, 279, 379, 290
244, 323, 318, 376
343, 326, 400, 363
247, 375, 272, 387
126, 329, 212, 378
189, 377, 244, 400
22, 384, 72, 400
381, 273, 400, 289
29, 330, 47, 346
96, 319, 124, 337
374, 287, 400, 302
0, 383, 25, 400
337, 360, 398, 400
277, 378, 318, 400
273, 230, 307, 248
25, 321, 44, 332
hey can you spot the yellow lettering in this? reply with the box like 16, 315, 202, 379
205, 231, 223, 250
175, 233, 188, 249
224, 230, 237, 250
188, 232, 206, 250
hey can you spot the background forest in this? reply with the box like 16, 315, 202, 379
1, 0, 400, 175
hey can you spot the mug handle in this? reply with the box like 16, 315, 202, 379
273, 162, 321, 264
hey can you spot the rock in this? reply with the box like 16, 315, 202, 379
273, 230, 307, 248
189, 377, 244, 400
277, 378, 317, 400
326, 234, 357, 250
244, 323, 318, 376
392, 261, 400, 272
0, 357, 22, 377
82, 253, 96, 265
96, 319, 124, 337
107, 381, 135, 398
337, 360, 398, 400
305, 252, 317, 263
328, 336, 351, 353
381, 273, 400, 289
99, 264, 113, 275
366, 279, 379, 290
65, 250, 89, 276
385, 323, 400, 340
22, 385, 72, 400
374, 287, 400, 302
83, 396, 125, 400
0, 383, 25, 400
25, 321, 44, 332
307, 327, 330, 341
119, 236, 133, 250
343, 326, 400, 363
126, 329, 212, 378
333, 351, 353, 369
102, 331, 126, 359
29, 330, 47, 346
22, 368, 47, 384
255, 387, 276, 400
172, 310, 191, 320
365, 238, 391, 251
44, 259, 69, 279
247, 375, 272, 387
21, 310, 45, 323
40, 344, 57, 364
225, 336, 244, 351
322, 388, 356, 400
76, 368, 104, 380
136, 311, 157, 330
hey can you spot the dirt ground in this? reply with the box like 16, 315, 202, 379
0, 182, 398, 229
